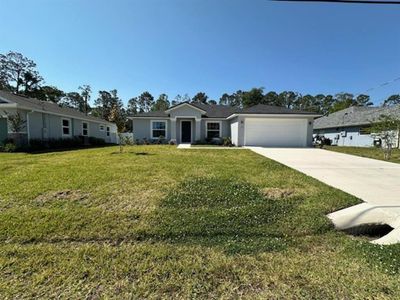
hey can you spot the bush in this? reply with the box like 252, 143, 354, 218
47, 137, 82, 149
27, 136, 107, 151
192, 140, 206, 145
28, 139, 47, 151
88, 137, 106, 145
192, 137, 231, 146
313, 135, 332, 148
223, 137, 233, 147
1, 143, 17, 152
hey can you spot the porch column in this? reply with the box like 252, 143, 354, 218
195, 119, 201, 142
170, 118, 177, 142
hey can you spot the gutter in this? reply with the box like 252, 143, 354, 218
226, 113, 321, 120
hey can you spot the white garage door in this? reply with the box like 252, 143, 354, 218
244, 118, 308, 147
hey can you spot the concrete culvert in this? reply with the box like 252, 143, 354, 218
328, 203, 400, 245
343, 224, 394, 239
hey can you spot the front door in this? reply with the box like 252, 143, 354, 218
181, 121, 191, 143
0, 118, 7, 145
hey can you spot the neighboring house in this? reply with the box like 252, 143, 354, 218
314, 105, 400, 147
0, 90, 118, 145
129, 102, 319, 147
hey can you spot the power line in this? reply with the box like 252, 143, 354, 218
272, 0, 400, 4
356, 76, 400, 97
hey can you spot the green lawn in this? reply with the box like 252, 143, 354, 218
1, 146, 400, 299
325, 146, 400, 164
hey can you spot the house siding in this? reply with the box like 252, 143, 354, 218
132, 119, 171, 141
0, 108, 117, 143
314, 126, 376, 147
306, 117, 314, 147
235, 116, 246, 146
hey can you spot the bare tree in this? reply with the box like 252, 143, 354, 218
371, 115, 400, 160
3, 111, 26, 133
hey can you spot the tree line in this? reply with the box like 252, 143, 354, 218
1, 51, 400, 132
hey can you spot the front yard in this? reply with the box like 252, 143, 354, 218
1, 146, 400, 298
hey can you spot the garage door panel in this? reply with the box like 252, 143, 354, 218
244, 118, 307, 147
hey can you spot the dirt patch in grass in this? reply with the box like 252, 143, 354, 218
262, 187, 296, 199
34, 190, 89, 205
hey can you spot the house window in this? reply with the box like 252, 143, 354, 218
62, 118, 71, 136
82, 122, 89, 136
99, 124, 105, 131
359, 126, 371, 135
151, 121, 167, 139
206, 121, 221, 139
106, 126, 110, 137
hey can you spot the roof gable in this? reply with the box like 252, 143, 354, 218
165, 102, 206, 114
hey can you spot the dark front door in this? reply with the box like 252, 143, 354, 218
181, 121, 191, 143
0, 118, 7, 145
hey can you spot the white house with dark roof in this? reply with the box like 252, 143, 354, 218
129, 102, 320, 147
314, 105, 400, 147
0, 90, 118, 145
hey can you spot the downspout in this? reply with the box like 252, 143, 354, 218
26, 110, 35, 145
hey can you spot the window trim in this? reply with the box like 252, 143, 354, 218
205, 121, 221, 139
99, 124, 105, 131
82, 122, 89, 137
150, 120, 168, 139
106, 126, 110, 137
61, 118, 71, 137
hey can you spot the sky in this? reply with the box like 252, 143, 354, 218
0, 0, 399, 106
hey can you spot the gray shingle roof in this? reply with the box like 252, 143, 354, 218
0, 90, 115, 125
190, 102, 239, 118
239, 104, 319, 115
314, 105, 400, 130
130, 102, 318, 119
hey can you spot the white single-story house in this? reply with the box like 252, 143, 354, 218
129, 102, 320, 147
314, 105, 400, 148
0, 90, 118, 145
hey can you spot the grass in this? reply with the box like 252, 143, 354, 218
325, 146, 400, 164
1, 146, 400, 298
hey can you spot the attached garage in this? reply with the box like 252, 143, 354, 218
244, 117, 309, 147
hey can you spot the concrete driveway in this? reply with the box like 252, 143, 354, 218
248, 147, 400, 244
248, 147, 400, 205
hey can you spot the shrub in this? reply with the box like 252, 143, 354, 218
223, 137, 233, 147
2, 143, 17, 152
118, 133, 134, 153
88, 137, 106, 145
28, 139, 47, 151
151, 136, 166, 145
47, 137, 82, 149
192, 140, 206, 145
